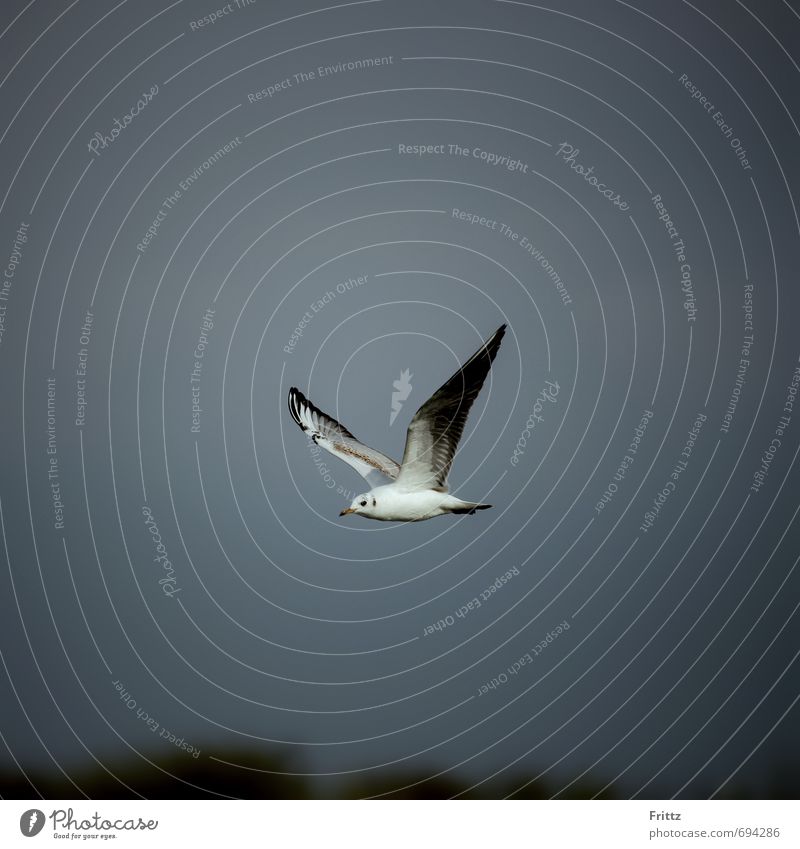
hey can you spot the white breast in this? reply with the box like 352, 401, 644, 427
371, 486, 450, 521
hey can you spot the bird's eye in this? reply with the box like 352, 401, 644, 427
360, 500, 367, 507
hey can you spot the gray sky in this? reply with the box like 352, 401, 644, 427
0, 0, 798, 799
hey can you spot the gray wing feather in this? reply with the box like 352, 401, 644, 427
288, 387, 400, 487
396, 325, 506, 491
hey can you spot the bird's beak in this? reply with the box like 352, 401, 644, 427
339, 507, 355, 516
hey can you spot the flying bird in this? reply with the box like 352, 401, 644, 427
287, 325, 506, 521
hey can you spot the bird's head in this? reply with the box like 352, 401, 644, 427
340, 493, 377, 518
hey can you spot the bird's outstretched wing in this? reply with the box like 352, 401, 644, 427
288, 387, 401, 487
395, 325, 506, 491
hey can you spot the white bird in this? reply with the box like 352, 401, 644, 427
287, 325, 506, 521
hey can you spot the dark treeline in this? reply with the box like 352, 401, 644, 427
1, 749, 797, 799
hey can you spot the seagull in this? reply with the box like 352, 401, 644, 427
287, 325, 506, 521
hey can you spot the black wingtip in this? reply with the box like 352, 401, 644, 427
482, 324, 506, 362
287, 386, 304, 427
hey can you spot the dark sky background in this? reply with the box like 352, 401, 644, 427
0, 0, 798, 799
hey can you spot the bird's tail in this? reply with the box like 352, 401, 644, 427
450, 502, 492, 515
